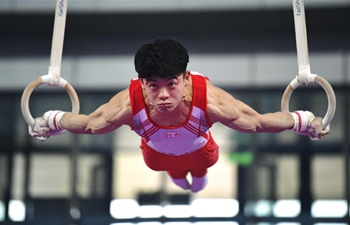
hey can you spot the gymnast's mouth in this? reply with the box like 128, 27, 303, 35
158, 103, 172, 107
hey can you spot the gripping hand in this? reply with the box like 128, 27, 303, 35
28, 117, 51, 141
291, 110, 330, 140
28, 110, 66, 141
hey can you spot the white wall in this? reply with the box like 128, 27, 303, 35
1, 0, 350, 13
2, 51, 348, 91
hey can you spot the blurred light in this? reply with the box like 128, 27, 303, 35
163, 205, 192, 218
194, 222, 238, 225
110, 223, 135, 225
110, 199, 139, 219
8, 200, 25, 222
273, 200, 300, 217
70, 207, 81, 220
0, 201, 4, 221
164, 223, 193, 225
311, 200, 347, 218
244, 200, 255, 216
275, 223, 300, 225
137, 222, 162, 225
255, 200, 273, 217
191, 199, 239, 217
314, 223, 347, 225
139, 205, 163, 218
254, 223, 272, 225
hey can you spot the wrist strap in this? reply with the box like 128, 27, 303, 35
291, 111, 302, 132
44, 110, 65, 131
290, 110, 313, 134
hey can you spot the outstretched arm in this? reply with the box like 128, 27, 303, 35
59, 88, 132, 134
29, 88, 133, 140
206, 81, 327, 138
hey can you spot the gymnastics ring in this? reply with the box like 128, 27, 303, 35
281, 74, 336, 130
21, 74, 80, 135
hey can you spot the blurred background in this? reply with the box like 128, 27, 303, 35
0, 0, 350, 224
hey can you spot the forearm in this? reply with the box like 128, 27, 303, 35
226, 111, 294, 133
208, 83, 326, 139
42, 102, 128, 135
30, 89, 132, 140
60, 112, 93, 134
256, 112, 294, 133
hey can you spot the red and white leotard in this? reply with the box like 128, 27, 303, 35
129, 71, 219, 178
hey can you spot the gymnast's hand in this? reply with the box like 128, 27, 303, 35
291, 110, 330, 140
308, 116, 330, 140
28, 117, 51, 141
28, 110, 66, 141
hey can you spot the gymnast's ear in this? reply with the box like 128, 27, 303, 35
184, 71, 190, 86
139, 77, 146, 90
138, 75, 144, 84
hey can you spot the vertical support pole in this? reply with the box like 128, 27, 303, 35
69, 134, 80, 224
24, 134, 34, 221
297, 96, 313, 218
345, 87, 350, 224
298, 145, 312, 216
2, 97, 16, 222
342, 51, 350, 224
4, 150, 13, 222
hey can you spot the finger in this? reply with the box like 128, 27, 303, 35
28, 125, 35, 134
307, 122, 324, 140
28, 125, 39, 137
322, 124, 330, 135
28, 124, 50, 141
30, 131, 48, 141
307, 127, 318, 140
311, 119, 323, 135
36, 136, 48, 141
38, 127, 50, 136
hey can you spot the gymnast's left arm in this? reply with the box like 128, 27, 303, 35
206, 82, 329, 139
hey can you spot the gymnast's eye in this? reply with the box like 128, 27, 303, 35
149, 84, 157, 88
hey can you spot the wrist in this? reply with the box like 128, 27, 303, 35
43, 110, 66, 131
289, 112, 297, 130
290, 110, 314, 134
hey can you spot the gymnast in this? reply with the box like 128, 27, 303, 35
28, 38, 330, 192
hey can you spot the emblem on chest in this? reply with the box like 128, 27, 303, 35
165, 132, 180, 138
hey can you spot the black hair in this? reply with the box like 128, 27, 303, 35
134, 38, 189, 79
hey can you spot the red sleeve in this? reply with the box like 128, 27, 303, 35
190, 73, 212, 127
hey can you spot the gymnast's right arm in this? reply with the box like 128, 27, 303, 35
29, 88, 133, 140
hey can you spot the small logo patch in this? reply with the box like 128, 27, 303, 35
165, 132, 180, 138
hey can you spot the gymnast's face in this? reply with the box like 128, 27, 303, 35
141, 72, 189, 113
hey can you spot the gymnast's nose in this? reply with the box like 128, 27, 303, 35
158, 87, 169, 100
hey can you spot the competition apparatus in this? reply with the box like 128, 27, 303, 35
281, 0, 336, 140
21, 0, 79, 140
